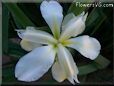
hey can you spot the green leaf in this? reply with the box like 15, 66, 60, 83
85, 68, 113, 83
94, 55, 110, 69
85, 7, 107, 35
2, 4, 9, 54
68, 0, 93, 16
18, 3, 45, 27
4, 3, 35, 28
2, 65, 17, 84
8, 40, 27, 59
79, 63, 97, 75
79, 55, 110, 75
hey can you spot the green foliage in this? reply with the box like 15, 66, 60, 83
4, 3, 35, 28
2, 5, 9, 54
79, 55, 110, 75
68, 0, 93, 16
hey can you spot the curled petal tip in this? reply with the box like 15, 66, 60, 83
15, 29, 25, 39
74, 75, 80, 83
83, 12, 88, 22
80, 11, 85, 16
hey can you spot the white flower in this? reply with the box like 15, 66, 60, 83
15, 0, 101, 85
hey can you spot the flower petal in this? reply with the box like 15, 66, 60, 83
16, 29, 25, 39
60, 12, 88, 41
52, 61, 66, 82
62, 13, 75, 31
40, 0, 63, 39
67, 35, 101, 60
15, 46, 56, 82
62, 13, 75, 26
20, 40, 42, 51
57, 44, 79, 84
16, 26, 57, 44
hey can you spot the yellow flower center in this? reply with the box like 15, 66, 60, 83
52, 38, 72, 50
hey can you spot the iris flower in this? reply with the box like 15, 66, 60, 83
15, 0, 101, 84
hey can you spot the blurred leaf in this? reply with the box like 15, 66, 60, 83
68, 0, 93, 15
2, 65, 16, 83
86, 68, 113, 83
85, 7, 107, 35
8, 40, 27, 59
4, 3, 35, 28
79, 55, 110, 75
94, 55, 110, 69
90, 16, 106, 35
79, 63, 97, 75
2, 55, 12, 65
2, 4, 9, 54
18, 3, 45, 27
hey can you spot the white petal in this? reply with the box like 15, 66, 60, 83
62, 13, 75, 30
60, 12, 88, 41
40, 0, 63, 38
16, 29, 25, 39
16, 26, 36, 39
20, 40, 42, 51
15, 46, 56, 82
57, 44, 79, 84
52, 61, 66, 82
67, 35, 101, 60
16, 26, 57, 44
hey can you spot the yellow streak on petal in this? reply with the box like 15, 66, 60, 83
59, 39, 73, 46
52, 17, 60, 39
59, 39, 81, 47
